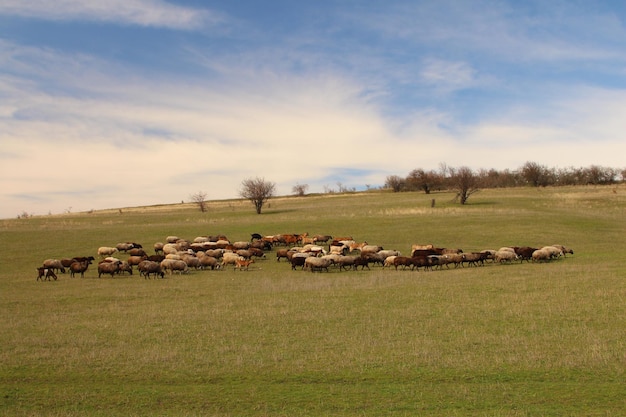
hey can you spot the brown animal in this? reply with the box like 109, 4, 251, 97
37, 267, 58, 281
234, 258, 254, 271
69, 260, 90, 278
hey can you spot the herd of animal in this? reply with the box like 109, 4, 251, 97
36, 232, 574, 280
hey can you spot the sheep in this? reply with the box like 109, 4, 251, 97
290, 253, 310, 270
138, 260, 164, 279
160, 259, 189, 275
440, 253, 464, 268
97, 247, 118, 258
360, 245, 383, 255
166, 236, 180, 243
300, 244, 327, 256
153, 242, 164, 254
313, 235, 332, 243
37, 267, 58, 281
198, 255, 220, 270
232, 241, 250, 250
541, 246, 563, 259
551, 244, 574, 257
42, 259, 66, 274
377, 250, 401, 259
221, 252, 244, 268
383, 256, 398, 268
514, 247, 538, 263
116, 242, 139, 253
69, 260, 90, 278
362, 252, 385, 266
127, 255, 147, 269
97, 260, 122, 278
117, 261, 133, 275
162, 243, 179, 255
304, 256, 334, 272
532, 249, 552, 262
462, 252, 489, 267
495, 250, 519, 263
276, 248, 295, 262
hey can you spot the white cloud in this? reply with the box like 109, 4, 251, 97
0, 0, 216, 30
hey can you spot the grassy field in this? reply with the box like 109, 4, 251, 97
1, 186, 625, 416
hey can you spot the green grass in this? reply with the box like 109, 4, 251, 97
1, 186, 626, 416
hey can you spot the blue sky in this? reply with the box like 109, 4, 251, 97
1, 0, 626, 218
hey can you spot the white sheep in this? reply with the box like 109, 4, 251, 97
495, 250, 519, 263
97, 246, 118, 258
304, 256, 333, 272
532, 249, 552, 262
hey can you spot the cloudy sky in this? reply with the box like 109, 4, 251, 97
2, 0, 626, 218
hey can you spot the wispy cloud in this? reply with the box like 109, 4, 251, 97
0, 0, 217, 30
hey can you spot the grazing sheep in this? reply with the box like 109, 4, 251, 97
37, 267, 58, 281
160, 259, 189, 275
69, 260, 90, 278
42, 259, 66, 274
304, 256, 334, 272
97, 260, 122, 278
116, 242, 140, 253
153, 242, 164, 254
97, 247, 119, 258
117, 261, 133, 275
289, 253, 310, 270
166, 236, 180, 243
221, 252, 244, 268
198, 255, 220, 270
138, 260, 164, 279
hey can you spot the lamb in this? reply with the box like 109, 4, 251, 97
97, 246, 119, 258
37, 267, 58, 281
234, 258, 254, 270
304, 256, 333, 272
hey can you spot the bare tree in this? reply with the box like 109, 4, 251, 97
190, 191, 208, 212
406, 168, 442, 194
292, 183, 309, 196
239, 177, 276, 214
385, 175, 405, 192
450, 166, 480, 204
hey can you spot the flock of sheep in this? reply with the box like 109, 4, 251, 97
36, 232, 574, 280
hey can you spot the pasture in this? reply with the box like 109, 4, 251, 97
1, 186, 625, 416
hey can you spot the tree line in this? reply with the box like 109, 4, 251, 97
385, 162, 625, 204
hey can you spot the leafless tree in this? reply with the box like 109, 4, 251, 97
385, 175, 405, 192
450, 166, 480, 204
239, 177, 276, 214
292, 183, 309, 196
190, 191, 208, 212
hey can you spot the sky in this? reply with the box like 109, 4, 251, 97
1, 0, 626, 218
